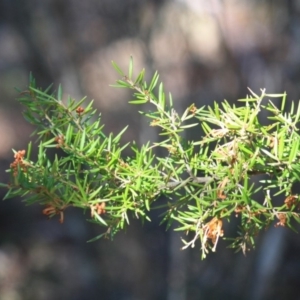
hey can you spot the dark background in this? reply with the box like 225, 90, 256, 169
1, 1, 300, 299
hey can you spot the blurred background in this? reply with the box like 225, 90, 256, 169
1, 0, 300, 299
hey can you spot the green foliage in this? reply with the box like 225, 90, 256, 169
3, 58, 300, 259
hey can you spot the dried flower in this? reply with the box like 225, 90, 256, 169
90, 202, 106, 217
54, 135, 64, 148
76, 106, 84, 115
203, 217, 224, 252
42, 204, 65, 224
275, 213, 286, 227
10, 150, 27, 176
284, 195, 298, 209
189, 103, 197, 115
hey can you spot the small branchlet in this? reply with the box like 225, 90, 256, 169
2, 59, 300, 259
